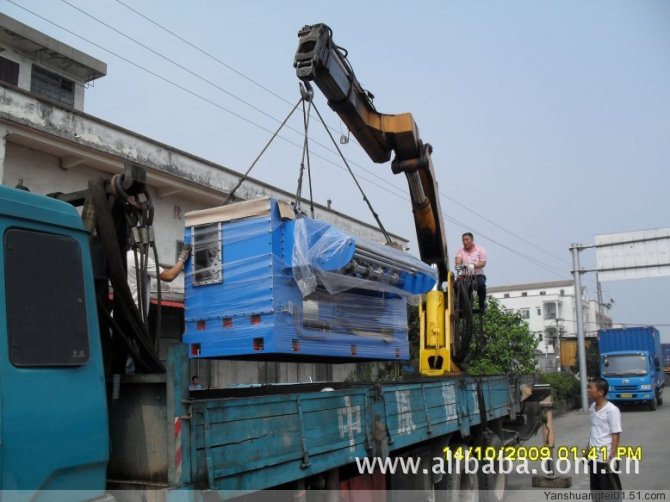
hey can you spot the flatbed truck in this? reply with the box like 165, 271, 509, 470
0, 24, 546, 501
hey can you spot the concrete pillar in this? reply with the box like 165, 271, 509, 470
0, 126, 11, 185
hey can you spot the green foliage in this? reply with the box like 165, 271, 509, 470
465, 297, 539, 375
350, 297, 538, 381
539, 372, 580, 410
570, 343, 601, 378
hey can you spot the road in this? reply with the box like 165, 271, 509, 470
506, 397, 670, 499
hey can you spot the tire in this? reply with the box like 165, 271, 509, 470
435, 444, 479, 502
657, 391, 663, 406
478, 433, 506, 502
648, 396, 658, 411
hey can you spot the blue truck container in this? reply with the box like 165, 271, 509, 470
662, 343, 670, 373
599, 327, 664, 410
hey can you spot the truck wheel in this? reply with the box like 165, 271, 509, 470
435, 443, 479, 502
657, 392, 663, 406
649, 396, 658, 411
478, 433, 506, 502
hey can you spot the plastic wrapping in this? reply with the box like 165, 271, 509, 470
292, 217, 437, 304
182, 197, 437, 361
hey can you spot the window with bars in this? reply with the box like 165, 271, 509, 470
31, 65, 75, 107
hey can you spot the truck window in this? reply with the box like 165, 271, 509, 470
4, 228, 89, 366
603, 354, 647, 376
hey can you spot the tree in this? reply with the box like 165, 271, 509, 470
465, 297, 539, 375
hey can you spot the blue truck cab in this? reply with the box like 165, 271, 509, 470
599, 327, 664, 410
0, 185, 109, 495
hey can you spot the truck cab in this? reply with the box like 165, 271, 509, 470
601, 350, 661, 407
0, 185, 109, 494
599, 327, 664, 411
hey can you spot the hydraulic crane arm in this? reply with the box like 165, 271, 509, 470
294, 23, 450, 284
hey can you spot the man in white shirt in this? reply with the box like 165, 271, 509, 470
127, 245, 190, 315
124, 245, 191, 374
189, 376, 203, 391
587, 378, 622, 494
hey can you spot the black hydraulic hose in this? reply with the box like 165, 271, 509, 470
452, 280, 474, 364
132, 247, 145, 322
152, 241, 162, 353
140, 245, 148, 323
89, 178, 164, 373
96, 296, 142, 363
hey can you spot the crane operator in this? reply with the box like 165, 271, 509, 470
455, 232, 488, 312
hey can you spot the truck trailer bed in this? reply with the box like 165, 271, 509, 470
107, 346, 520, 497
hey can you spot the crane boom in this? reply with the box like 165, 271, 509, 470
294, 23, 450, 284
294, 23, 466, 374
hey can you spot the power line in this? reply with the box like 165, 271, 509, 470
439, 192, 571, 265
441, 213, 567, 278
59, 0, 305, 137
112, 0, 361, 150
8, 1, 569, 278
6, 1, 410, 205
58, 0, 415, 204
109, 0, 571, 270
113, 0, 293, 107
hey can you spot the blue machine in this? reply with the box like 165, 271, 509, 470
183, 198, 437, 361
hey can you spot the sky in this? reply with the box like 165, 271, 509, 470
2, 0, 669, 341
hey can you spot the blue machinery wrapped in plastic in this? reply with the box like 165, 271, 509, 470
183, 198, 437, 361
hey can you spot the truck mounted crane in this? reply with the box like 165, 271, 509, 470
294, 23, 472, 374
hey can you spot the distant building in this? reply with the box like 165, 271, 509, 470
488, 280, 612, 372
0, 14, 407, 386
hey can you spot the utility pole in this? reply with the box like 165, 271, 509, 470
555, 316, 563, 372
596, 273, 604, 329
570, 244, 589, 412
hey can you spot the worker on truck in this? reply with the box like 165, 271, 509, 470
126, 245, 191, 313
455, 232, 488, 312
124, 245, 191, 375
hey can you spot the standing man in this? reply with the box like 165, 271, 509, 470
455, 232, 487, 312
587, 378, 622, 494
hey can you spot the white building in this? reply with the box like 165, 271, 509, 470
0, 14, 407, 386
488, 280, 612, 372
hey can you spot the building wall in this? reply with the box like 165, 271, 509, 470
0, 45, 31, 90
0, 86, 392, 387
3, 141, 207, 293
489, 281, 600, 372
0, 12, 414, 387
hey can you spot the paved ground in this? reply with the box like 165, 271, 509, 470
506, 396, 670, 499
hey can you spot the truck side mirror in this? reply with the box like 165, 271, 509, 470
655, 357, 661, 371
